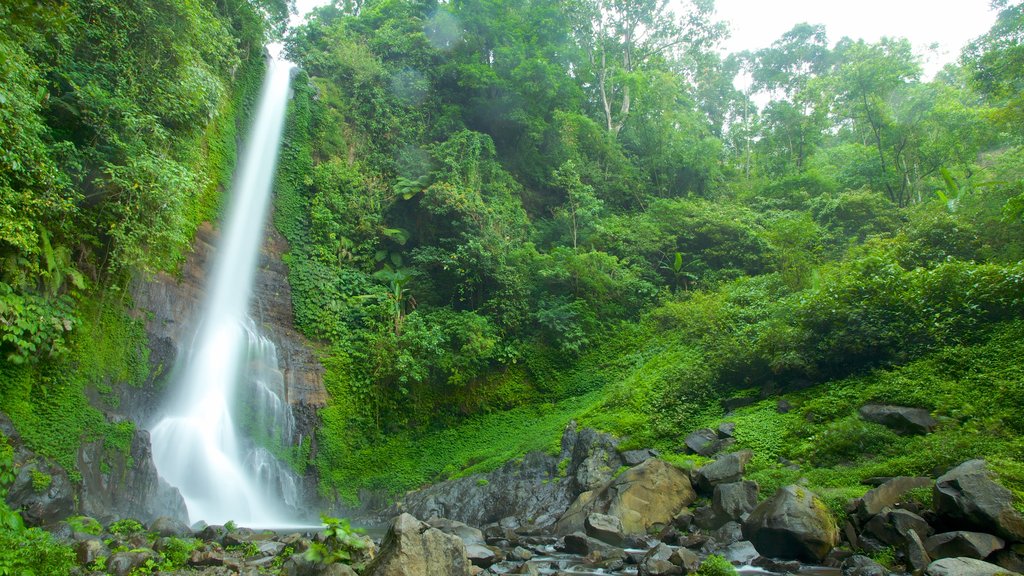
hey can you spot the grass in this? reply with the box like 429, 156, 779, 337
317, 319, 1024, 520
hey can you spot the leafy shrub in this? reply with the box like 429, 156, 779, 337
697, 554, 738, 576
108, 518, 144, 536
0, 524, 75, 576
67, 516, 102, 536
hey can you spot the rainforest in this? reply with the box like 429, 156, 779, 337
1, 0, 1023, 575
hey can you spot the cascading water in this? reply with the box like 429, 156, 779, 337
150, 58, 302, 527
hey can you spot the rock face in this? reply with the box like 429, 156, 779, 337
395, 423, 623, 527
743, 485, 839, 562
77, 427, 187, 524
128, 221, 327, 513
934, 460, 1024, 541
130, 222, 327, 413
364, 513, 470, 576
554, 458, 696, 535
858, 404, 938, 435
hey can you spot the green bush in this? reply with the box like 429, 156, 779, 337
697, 554, 738, 576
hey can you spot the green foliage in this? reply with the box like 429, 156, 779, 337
304, 515, 368, 566
108, 518, 144, 536
28, 469, 50, 493
67, 516, 102, 536
0, 299, 149, 479
697, 554, 739, 576
0, 524, 75, 576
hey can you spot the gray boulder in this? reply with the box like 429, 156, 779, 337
5, 457, 75, 527
696, 450, 753, 493
925, 532, 1005, 560
855, 476, 933, 519
907, 530, 932, 576
363, 513, 470, 576
742, 485, 839, 562
465, 543, 500, 568
562, 531, 625, 558
684, 429, 719, 456
425, 517, 485, 546
926, 557, 1022, 576
149, 515, 192, 537
585, 513, 625, 546
638, 543, 683, 576
713, 481, 758, 522
722, 540, 759, 565
842, 555, 888, 576
934, 460, 1024, 542
621, 449, 659, 466
858, 404, 938, 435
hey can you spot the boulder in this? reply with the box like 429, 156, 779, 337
555, 458, 696, 535
107, 550, 158, 576
638, 543, 683, 576
842, 555, 888, 576
926, 557, 1022, 576
925, 532, 1005, 560
858, 404, 938, 435
696, 451, 753, 493
465, 543, 500, 568
426, 517, 486, 546
992, 548, 1024, 573
684, 429, 719, 456
363, 513, 471, 576
907, 530, 932, 576
742, 485, 839, 562
585, 513, 625, 546
621, 449, 659, 467
4, 458, 75, 527
149, 515, 192, 537
892, 509, 935, 540
713, 521, 744, 547
713, 481, 758, 522
856, 476, 933, 519
718, 422, 736, 439
722, 540, 759, 565
934, 460, 1024, 542
670, 547, 700, 572
562, 531, 625, 558
74, 538, 109, 566
863, 512, 904, 547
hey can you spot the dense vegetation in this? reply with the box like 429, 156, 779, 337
0, 0, 288, 569
1, 0, 1023, 559
269, 0, 1024, 509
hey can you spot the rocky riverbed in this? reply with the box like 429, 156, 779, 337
14, 416, 1023, 576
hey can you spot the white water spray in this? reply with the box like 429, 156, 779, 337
150, 59, 300, 527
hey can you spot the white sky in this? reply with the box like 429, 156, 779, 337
714, 0, 999, 78
291, 0, 1000, 78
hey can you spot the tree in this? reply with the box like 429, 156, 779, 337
569, 0, 724, 136
750, 24, 832, 175
827, 38, 922, 206
553, 160, 603, 250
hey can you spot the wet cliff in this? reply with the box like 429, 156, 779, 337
128, 219, 327, 508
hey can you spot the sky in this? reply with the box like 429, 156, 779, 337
713, 0, 999, 79
291, 0, 1000, 78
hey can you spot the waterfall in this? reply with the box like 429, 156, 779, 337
150, 58, 302, 527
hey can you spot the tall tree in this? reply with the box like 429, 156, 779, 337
569, 0, 724, 136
